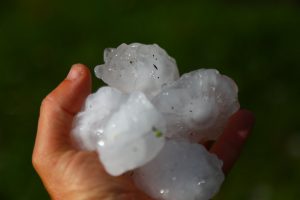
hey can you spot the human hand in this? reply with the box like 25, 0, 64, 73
32, 64, 255, 200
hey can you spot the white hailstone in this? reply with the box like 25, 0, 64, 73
71, 87, 126, 151
72, 86, 166, 176
152, 69, 240, 141
133, 140, 224, 200
98, 92, 166, 176
94, 43, 179, 97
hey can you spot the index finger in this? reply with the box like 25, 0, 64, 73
210, 109, 255, 174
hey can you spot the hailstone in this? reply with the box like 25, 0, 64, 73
94, 43, 179, 97
72, 87, 166, 176
152, 69, 240, 141
72, 87, 126, 151
133, 140, 224, 200
98, 91, 166, 176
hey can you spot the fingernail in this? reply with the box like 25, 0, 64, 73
66, 65, 83, 80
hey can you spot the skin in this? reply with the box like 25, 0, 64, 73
32, 64, 255, 200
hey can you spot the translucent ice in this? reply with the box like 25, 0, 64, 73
152, 69, 240, 141
133, 140, 224, 200
94, 43, 179, 97
72, 87, 126, 151
98, 92, 166, 176
72, 87, 166, 176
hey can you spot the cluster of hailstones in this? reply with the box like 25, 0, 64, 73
72, 43, 240, 200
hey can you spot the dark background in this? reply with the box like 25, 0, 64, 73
0, 0, 299, 199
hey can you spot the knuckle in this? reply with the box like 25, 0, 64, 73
41, 95, 54, 108
32, 149, 48, 172
40, 95, 57, 114
32, 150, 40, 170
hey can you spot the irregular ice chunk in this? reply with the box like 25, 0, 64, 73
98, 92, 166, 176
72, 87, 126, 151
94, 43, 179, 97
72, 87, 166, 176
133, 140, 224, 200
152, 69, 240, 141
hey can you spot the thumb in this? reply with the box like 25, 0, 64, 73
33, 64, 91, 159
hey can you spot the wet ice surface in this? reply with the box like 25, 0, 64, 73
72, 87, 166, 176
152, 69, 240, 141
98, 91, 166, 176
72, 43, 240, 200
72, 87, 126, 151
133, 140, 224, 200
95, 43, 179, 97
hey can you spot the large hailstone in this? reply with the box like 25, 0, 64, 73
133, 140, 224, 200
72, 87, 126, 151
72, 87, 166, 176
98, 91, 166, 176
152, 69, 240, 141
94, 43, 179, 97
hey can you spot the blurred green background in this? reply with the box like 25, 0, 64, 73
0, 0, 299, 199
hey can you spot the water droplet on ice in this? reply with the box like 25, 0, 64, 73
96, 129, 104, 135
98, 140, 105, 146
197, 180, 206, 186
